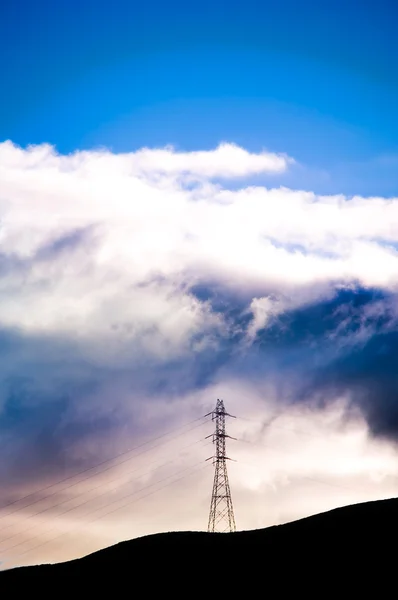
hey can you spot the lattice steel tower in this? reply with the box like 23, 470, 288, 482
206, 399, 236, 533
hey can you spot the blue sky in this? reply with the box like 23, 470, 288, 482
1, 0, 397, 195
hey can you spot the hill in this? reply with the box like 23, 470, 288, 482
1, 497, 396, 596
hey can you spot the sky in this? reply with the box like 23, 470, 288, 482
1, 0, 398, 570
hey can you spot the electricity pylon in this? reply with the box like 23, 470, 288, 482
206, 399, 236, 533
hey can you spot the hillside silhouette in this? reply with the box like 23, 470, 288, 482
1, 497, 396, 595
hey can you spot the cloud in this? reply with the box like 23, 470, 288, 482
0, 140, 291, 182
2, 139, 398, 567
129, 142, 292, 178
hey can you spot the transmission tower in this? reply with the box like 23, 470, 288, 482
206, 399, 236, 533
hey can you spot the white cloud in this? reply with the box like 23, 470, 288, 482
129, 142, 292, 178
1, 140, 398, 359
244, 297, 286, 342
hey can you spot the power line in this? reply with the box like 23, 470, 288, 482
0, 417, 210, 528
3, 408, 326, 552
3, 403, 379, 570
0, 430, 210, 544
0, 415, 207, 518
1, 438, 211, 553
93, 460, 209, 523
8, 461, 210, 565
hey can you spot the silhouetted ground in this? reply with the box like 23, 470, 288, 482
1, 497, 397, 596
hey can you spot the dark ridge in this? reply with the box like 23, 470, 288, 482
2, 497, 397, 596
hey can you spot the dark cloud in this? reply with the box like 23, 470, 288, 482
249, 286, 398, 442
254, 287, 391, 348
0, 315, 238, 495
2, 277, 398, 505
0, 328, 113, 488
303, 330, 398, 441
187, 283, 398, 442
189, 284, 398, 442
